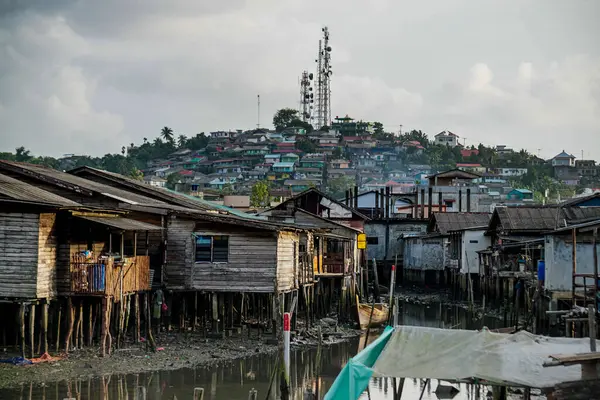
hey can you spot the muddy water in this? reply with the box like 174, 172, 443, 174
0, 302, 509, 400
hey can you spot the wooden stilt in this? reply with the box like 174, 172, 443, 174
55, 302, 61, 352
100, 296, 109, 357
135, 293, 140, 343
212, 293, 219, 334
74, 301, 82, 349
124, 294, 131, 340
193, 291, 198, 331
42, 301, 49, 354
64, 297, 75, 354
88, 302, 93, 347
29, 303, 36, 359
19, 303, 26, 358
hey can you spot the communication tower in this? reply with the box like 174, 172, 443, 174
314, 27, 332, 129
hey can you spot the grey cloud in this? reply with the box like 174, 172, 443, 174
0, 0, 599, 158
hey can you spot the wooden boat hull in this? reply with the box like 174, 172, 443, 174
357, 302, 389, 329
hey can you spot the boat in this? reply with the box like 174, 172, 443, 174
356, 296, 389, 329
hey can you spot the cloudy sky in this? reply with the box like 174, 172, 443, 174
1, 0, 598, 159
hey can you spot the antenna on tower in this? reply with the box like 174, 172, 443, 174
299, 71, 313, 123
314, 26, 332, 129
257, 94, 260, 129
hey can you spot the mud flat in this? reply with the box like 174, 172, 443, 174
0, 321, 361, 390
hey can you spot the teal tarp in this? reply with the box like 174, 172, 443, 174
323, 326, 394, 400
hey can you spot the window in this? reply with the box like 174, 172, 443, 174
195, 235, 229, 263
367, 237, 379, 245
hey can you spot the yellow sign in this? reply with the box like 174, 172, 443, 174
357, 233, 367, 249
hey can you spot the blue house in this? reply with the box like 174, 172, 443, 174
506, 188, 534, 201
561, 192, 600, 207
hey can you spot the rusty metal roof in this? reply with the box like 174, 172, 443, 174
0, 173, 81, 207
493, 206, 560, 232
0, 161, 167, 207
429, 212, 491, 234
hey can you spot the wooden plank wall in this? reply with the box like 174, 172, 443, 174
187, 220, 280, 293
0, 212, 40, 298
277, 231, 299, 292
37, 213, 58, 298
191, 228, 279, 293
166, 217, 195, 289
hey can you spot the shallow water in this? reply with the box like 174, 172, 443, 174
0, 301, 514, 400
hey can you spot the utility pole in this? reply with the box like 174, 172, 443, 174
257, 94, 260, 129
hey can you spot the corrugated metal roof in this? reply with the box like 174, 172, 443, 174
495, 206, 560, 232
74, 215, 162, 231
68, 166, 223, 212
0, 173, 81, 207
430, 212, 491, 234
0, 161, 167, 207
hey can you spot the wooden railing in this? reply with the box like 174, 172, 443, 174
70, 255, 150, 298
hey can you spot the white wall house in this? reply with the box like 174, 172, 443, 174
434, 131, 459, 147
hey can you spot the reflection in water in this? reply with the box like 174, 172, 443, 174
0, 302, 504, 400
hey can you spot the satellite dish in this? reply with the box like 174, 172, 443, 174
309, 73, 314, 80
309, 87, 313, 91
328, 71, 332, 76
326, 46, 332, 52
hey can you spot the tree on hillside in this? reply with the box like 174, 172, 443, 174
166, 172, 182, 190
250, 180, 270, 208
161, 126, 175, 143
296, 138, 317, 154
273, 108, 299, 132
177, 134, 188, 148
187, 133, 209, 150
401, 130, 428, 147
129, 167, 144, 181
326, 175, 356, 199
373, 122, 385, 135
220, 183, 234, 196
15, 146, 32, 162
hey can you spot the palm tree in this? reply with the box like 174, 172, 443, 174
143, 137, 148, 144
161, 126, 174, 143
121, 146, 126, 155
153, 137, 162, 146
177, 134, 188, 148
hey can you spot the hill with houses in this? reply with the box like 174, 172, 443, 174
2, 111, 599, 211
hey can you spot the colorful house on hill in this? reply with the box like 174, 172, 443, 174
506, 188, 534, 201
281, 153, 300, 164
551, 150, 576, 167
456, 163, 486, 174
272, 162, 296, 173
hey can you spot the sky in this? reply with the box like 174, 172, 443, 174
0, 0, 599, 159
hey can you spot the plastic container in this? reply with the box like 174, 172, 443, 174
537, 260, 545, 282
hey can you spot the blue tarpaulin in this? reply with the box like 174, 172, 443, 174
323, 326, 394, 400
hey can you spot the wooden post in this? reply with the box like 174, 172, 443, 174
589, 304, 596, 352
65, 297, 75, 354
42, 301, 49, 354
100, 296, 109, 357
572, 228, 577, 307
55, 302, 61, 352
74, 300, 82, 349
29, 303, 36, 358
135, 293, 141, 343
88, 302, 94, 347
19, 303, 26, 358
594, 228, 598, 316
